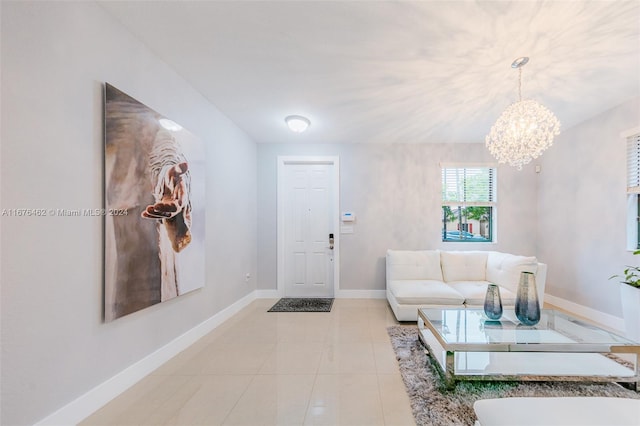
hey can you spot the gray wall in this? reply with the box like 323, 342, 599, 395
537, 97, 640, 316
0, 2, 257, 424
257, 143, 539, 292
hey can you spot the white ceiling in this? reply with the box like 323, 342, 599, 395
99, 0, 640, 145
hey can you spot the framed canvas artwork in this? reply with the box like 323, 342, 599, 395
104, 83, 205, 321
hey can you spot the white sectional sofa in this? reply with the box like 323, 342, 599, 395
386, 249, 547, 321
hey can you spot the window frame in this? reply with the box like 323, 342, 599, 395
625, 129, 640, 250
441, 164, 497, 243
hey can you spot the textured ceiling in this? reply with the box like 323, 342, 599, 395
99, 0, 640, 144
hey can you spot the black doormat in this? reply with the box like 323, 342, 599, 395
268, 298, 334, 312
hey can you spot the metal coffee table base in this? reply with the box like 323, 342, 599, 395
418, 329, 639, 391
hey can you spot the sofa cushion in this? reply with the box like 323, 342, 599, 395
386, 250, 443, 281
441, 251, 488, 282
448, 281, 517, 305
388, 280, 465, 305
486, 252, 538, 294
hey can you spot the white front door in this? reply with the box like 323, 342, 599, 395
278, 157, 339, 298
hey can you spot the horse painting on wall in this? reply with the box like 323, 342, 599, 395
104, 83, 205, 322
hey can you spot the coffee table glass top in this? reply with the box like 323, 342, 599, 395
417, 308, 639, 353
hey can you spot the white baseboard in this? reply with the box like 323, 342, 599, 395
335, 289, 386, 299
544, 293, 625, 333
255, 289, 386, 299
35, 291, 257, 426
254, 289, 280, 298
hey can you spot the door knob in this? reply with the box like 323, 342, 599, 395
329, 233, 334, 250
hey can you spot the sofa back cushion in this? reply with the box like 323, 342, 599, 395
386, 250, 443, 281
440, 251, 488, 282
486, 251, 538, 294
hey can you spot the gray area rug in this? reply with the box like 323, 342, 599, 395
387, 325, 639, 426
268, 298, 334, 312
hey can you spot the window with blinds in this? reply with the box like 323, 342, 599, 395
441, 166, 496, 242
626, 133, 640, 249
627, 133, 640, 194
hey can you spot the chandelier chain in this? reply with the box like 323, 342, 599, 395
518, 67, 522, 102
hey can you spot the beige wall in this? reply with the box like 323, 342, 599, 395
257, 143, 539, 292
537, 97, 640, 316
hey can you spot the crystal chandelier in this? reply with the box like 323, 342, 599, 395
485, 57, 560, 170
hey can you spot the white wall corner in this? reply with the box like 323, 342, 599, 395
544, 293, 625, 333
34, 291, 257, 426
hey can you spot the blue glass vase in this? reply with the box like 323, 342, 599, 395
484, 283, 503, 320
515, 272, 541, 326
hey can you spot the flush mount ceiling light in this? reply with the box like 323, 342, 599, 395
158, 118, 182, 131
485, 57, 560, 170
285, 115, 311, 133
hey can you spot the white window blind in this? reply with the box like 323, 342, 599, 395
627, 133, 640, 194
442, 167, 496, 205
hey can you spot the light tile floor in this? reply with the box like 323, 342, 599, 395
80, 299, 416, 426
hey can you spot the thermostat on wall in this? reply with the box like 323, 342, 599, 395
341, 212, 356, 222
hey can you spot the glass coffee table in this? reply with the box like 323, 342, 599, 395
417, 308, 640, 390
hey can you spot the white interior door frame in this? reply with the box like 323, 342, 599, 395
277, 156, 340, 297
